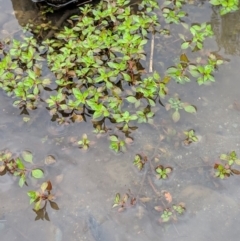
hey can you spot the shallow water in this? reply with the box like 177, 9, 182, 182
1, 0, 240, 240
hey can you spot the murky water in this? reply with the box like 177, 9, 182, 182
1, 0, 240, 240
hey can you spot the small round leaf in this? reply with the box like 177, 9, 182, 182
184, 105, 196, 113
172, 111, 180, 122
32, 169, 44, 179
22, 150, 33, 163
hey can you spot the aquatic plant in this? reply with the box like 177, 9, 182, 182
214, 151, 240, 179
188, 54, 223, 85
0, 150, 44, 187
0, 0, 230, 226
183, 129, 198, 145
0, 0, 160, 133
155, 165, 172, 179
78, 133, 90, 150
159, 204, 185, 222
214, 163, 232, 179
154, 191, 185, 223
28, 180, 59, 221
133, 154, 148, 171
220, 151, 240, 166
167, 63, 190, 84
167, 53, 223, 85
109, 135, 126, 153
210, 0, 239, 15
165, 94, 196, 122
180, 23, 213, 51
162, 0, 186, 24
0, 149, 59, 220
112, 192, 136, 212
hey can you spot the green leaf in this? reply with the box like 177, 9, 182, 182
220, 154, 228, 161
41, 182, 48, 192
19, 175, 26, 187
42, 79, 51, 86
181, 42, 189, 49
126, 96, 137, 103
16, 158, 25, 170
184, 105, 196, 113
32, 169, 44, 179
235, 159, 240, 165
27, 191, 37, 202
114, 193, 120, 204
109, 135, 118, 142
172, 111, 180, 122
22, 150, 33, 163
34, 200, 41, 211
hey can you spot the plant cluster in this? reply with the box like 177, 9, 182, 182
112, 192, 136, 212
0, 0, 167, 144
154, 191, 185, 223
167, 53, 223, 85
0, 0, 234, 225
133, 154, 148, 171
0, 37, 51, 110
28, 180, 59, 221
0, 149, 58, 220
210, 0, 239, 15
78, 133, 90, 150
162, 0, 186, 24
180, 23, 213, 51
155, 165, 172, 179
214, 151, 240, 179
165, 94, 196, 122
183, 129, 198, 145
109, 135, 127, 153
0, 149, 43, 187
42, 0, 161, 130
159, 203, 185, 222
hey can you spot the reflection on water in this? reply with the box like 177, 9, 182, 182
1, 0, 240, 240
211, 5, 240, 55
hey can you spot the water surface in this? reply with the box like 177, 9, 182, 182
1, 0, 240, 240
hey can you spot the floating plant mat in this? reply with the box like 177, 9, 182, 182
1, 0, 240, 240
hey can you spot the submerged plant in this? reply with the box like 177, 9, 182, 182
210, 0, 239, 15
133, 154, 148, 171
165, 95, 196, 122
78, 133, 90, 150
180, 23, 213, 51
155, 165, 172, 179
220, 151, 240, 166
155, 191, 185, 223
159, 203, 185, 222
109, 135, 126, 153
214, 151, 240, 179
112, 192, 136, 212
0, 150, 44, 187
183, 129, 198, 145
28, 180, 59, 221
162, 0, 186, 24
214, 163, 232, 179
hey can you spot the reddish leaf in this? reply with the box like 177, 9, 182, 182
231, 169, 240, 175
164, 192, 172, 203
46, 180, 52, 191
